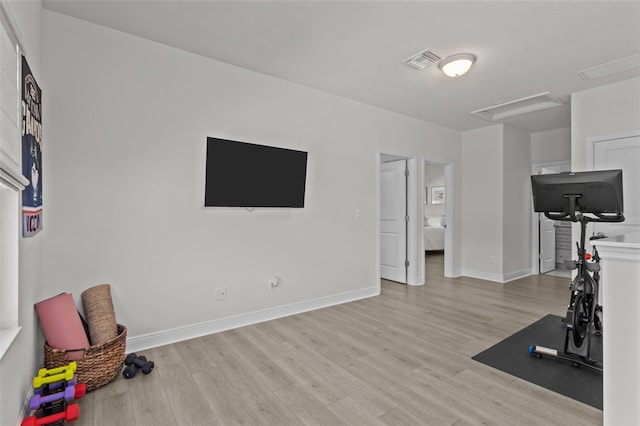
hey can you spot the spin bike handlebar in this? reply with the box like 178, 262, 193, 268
542, 193, 625, 223
544, 211, 625, 222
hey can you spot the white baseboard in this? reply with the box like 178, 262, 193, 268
17, 387, 34, 426
17, 359, 44, 426
448, 267, 463, 278
463, 268, 531, 283
463, 269, 504, 283
408, 274, 424, 286
503, 269, 532, 283
126, 286, 380, 353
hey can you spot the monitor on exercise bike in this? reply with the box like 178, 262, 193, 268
531, 169, 624, 221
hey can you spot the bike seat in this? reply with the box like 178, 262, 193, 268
564, 260, 578, 270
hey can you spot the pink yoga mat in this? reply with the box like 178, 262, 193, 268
35, 293, 90, 360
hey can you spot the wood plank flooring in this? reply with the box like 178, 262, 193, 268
74, 254, 602, 425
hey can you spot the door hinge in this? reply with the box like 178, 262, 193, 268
405, 215, 409, 222
405, 260, 410, 267
404, 169, 409, 177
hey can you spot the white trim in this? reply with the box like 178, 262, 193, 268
0, 158, 29, 191
585, 130, 640, 238
378, 151, 421, 286
126, 286, 379, 353
586, 130, 640, 169
503, 269, 532, 283
450, 267, 463, 277
17, 384, 34, 426
595, 245, 640, 262
463, 268, 530, 284
591, 232, 640, 262
0, 326, 21, 360
374, 150, 382, 292
530, 161, 571, 275
443, 163, 454, 278
421, 160, 454, 279
406, 157, 420, 286
463, 269, 504, 283
0, 2, 25, 56
16, 359, 43, 426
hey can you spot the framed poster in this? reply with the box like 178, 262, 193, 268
21, 55, 43, 237
431, 186, 445, 204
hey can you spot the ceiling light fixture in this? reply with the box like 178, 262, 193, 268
438, 53, 476, 77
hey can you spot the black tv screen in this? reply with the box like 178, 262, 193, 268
205, 137, 308, 208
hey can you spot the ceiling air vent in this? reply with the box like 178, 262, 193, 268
404, 49, 441, 70
471, 92, 564, 121
578, 54, 640, 80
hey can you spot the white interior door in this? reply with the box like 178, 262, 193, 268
380, 160, 407, 283
532, 163, 570, 274
591, 134, 640, 237
539, 215, 556, 273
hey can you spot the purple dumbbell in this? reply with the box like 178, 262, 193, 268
29, 384, 80, 410
34, 376, 76, 395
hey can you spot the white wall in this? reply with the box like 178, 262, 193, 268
0, 2, 42, 426
572, 77, 640, 172
571, 78, 640, 239
40, 11, 461, 349
462, 123, 531, 282
502, 124, 531, 279
531, 126, 570, 164
462, 125, 504, 279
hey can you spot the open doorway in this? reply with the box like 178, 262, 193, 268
424, 162, 445, 276
423, 160, 453, 279
531, 161, 571, 277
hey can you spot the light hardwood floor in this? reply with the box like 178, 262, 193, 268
74, 254, 602, 425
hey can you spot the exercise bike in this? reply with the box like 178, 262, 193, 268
529, 171, 625, 371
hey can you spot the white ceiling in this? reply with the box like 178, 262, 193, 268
41, 0, 640, 133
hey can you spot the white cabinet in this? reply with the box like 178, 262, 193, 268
592, 233, 640, 425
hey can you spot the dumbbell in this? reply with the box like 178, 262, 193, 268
21, 403, 79, 426
28, 383, 86, 410
122, 353, 154, 379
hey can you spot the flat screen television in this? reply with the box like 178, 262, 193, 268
205, 137, 308, 208
530, 169, 624, 219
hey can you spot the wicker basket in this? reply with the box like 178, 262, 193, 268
44, 324, 126, 392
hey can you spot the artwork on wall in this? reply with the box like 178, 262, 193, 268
431, 186, 445, 204
21, 55, 43, 237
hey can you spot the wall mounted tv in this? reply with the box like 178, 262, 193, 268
205, 137, 308, 208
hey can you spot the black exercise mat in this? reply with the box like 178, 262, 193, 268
472, 314, 602, 409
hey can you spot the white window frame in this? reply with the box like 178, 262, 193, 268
0, 183, 21, 358
0, 4, 28, 359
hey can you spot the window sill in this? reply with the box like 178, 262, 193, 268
0, 326, 21, 360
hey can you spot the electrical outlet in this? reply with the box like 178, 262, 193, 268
214, 287, 227, 300
268, 276, 279, 292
